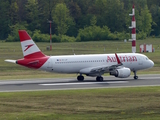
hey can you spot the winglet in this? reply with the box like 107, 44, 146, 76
115, 53, 122, 64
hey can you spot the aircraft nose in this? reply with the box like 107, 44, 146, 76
150, 60, 154, 68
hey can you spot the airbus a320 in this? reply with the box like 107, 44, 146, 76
5, 30, 154, 81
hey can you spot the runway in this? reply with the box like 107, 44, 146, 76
0, 74, 160, 92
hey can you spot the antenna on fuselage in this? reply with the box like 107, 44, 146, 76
72, 49, 75, 55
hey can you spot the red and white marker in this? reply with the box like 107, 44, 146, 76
129, 5, 136, 53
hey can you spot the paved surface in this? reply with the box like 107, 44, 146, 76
0, 74, 160, 92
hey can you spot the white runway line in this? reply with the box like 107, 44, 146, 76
39, 81, 128, 86
145, 77, 160, 79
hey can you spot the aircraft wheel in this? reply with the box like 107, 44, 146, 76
133, 71, 138, 80
77, 75, 84, 81
96, 76, 103, 81
134, 76, 138, 79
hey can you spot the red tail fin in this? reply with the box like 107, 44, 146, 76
18, 30, 46, 58
19, 30, 32, 42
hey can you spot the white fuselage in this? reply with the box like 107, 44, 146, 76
40, 53, 154, 74
5, 30, 154, 80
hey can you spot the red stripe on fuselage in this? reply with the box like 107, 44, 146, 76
17, 56, 49, 69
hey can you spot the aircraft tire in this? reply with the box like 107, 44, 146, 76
96, 76, 103, 81
77, 75, 84, 81
134, 76, 138, 79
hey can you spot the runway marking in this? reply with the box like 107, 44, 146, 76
145, 77, 160, 79
39, 81, 128, 86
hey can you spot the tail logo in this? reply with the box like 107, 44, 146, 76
24, 44, 34, 52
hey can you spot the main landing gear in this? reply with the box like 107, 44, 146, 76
77, 75, 104, 81
96, 76, 104, 81
77, 75, 84, 81
133, 71, 138, 79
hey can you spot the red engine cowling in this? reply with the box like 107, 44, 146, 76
110, 67, 131, 78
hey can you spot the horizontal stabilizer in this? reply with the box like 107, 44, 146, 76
5, 59, 17, 64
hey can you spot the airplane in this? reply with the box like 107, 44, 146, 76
5, 30, 154, 81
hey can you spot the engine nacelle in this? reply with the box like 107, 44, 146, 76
110, 67, 131, 78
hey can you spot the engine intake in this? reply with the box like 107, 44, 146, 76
110, 67, 131, 78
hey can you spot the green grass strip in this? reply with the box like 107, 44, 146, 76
0, 86, 160, 120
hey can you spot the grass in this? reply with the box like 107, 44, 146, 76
0, 38, 160, 79
0, 87, 160, 119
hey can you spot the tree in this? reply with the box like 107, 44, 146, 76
90, 15, 97, 26
10, 1, 19, 25
7, 22, 29, 41
0, 0, 10, 39
147, 0, 160, 9
37, 0, 57, 34
76, 0, 96, 15
52, 3, 74, 35
17, 0, 28, 22
66, 0, 82, 36
140, 5, 152, 36
25, 0, 40, 31
68, 0, 82, 21
1, 0, 160, 41
149, 5, 160, 36
95, 0, 126, 32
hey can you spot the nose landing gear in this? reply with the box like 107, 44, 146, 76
133, 71, 138, 79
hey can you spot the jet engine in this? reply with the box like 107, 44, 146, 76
110, 67, 131, 78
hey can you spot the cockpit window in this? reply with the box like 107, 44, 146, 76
146, 57, 149, 60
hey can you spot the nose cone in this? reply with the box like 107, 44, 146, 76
149, 60, 154, 68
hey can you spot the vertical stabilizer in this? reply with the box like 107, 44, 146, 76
18, 30, 46, 58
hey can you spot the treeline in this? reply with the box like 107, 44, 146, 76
0, 0, 159, 42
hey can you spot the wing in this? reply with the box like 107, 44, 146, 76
79, 53, 123, 76
80, 65, 110, 74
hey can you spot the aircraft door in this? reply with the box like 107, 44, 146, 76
47, 58, 53, 71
